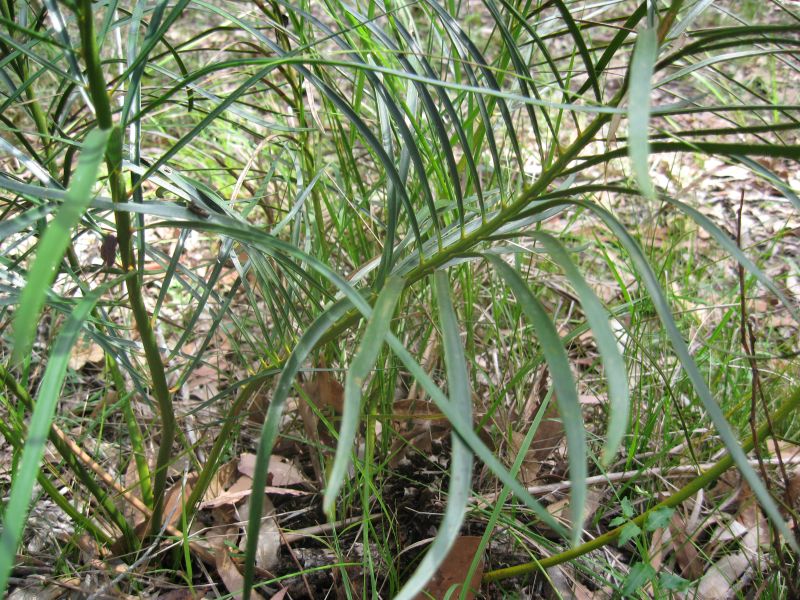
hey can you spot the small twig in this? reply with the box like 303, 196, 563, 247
474, 457, 800, 506
278, 530, 314, 598
280, 513, 382, 545
46, 422, 215, 565
736, 189, 799, 593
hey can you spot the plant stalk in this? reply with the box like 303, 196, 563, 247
75, 0, 175, 535
482, 383, 800, 583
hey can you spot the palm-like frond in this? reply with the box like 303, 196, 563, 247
1, 0, 798, 596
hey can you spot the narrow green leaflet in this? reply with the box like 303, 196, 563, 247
0, 288, 106, 595
574, 200, 800, 553
164, 217, 570, 596
12, 127, 110, 362
394, 271, 474, 600
242, 298, 353, 599
488, 255, 587, 547
323, 276, 405, 515
529, 233, 629, 465
628, 26, 658, 200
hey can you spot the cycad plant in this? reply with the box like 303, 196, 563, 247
1, 0, 799, 597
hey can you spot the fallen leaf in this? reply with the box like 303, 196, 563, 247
238, 453, 311, 487
201, 475, 253, 509
208, 522, 266, 600
303, 368, 344, 413
544, 489, 601, 532
544, 565, 583, 600
508, 430, 542, 485
100, 233, 117, 268
159, 589, 207, 600
787, 473, 800, 511
8, 584, 62, 600
246, 387, 271, 423
68, 336, 105, 370
186, 364, 221, 403
412, 536, 484, 600
204, 458, 239, 504
296, 392, 326, 485
238, 494, 281, 572
669, 509, 704, 580
696, 552, 750, 600
164, 476, 196, 527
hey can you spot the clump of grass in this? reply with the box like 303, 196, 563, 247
1, 0, 799, 597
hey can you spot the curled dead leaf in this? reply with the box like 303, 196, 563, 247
238, 453, 311, 488
201, 475, 253, 509
68, 337, 105, 370
215, 532, 266, 600
238, 495, 280, 573
303, 368, 344, 413
412, 536, 484, 600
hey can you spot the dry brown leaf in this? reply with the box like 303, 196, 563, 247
388, 398, 454, 467
163, 476, 196, 527
669, 509, 704, 580
238, 495, 280, 573
648, 526, 667, 573
296, 392, 326, 485
8, 584, 63, 600
186, 364, 221, 403
392, 398, 448, 421
696, 552, 750, 600
544, 565, 582, 600
734, 484, 769, 538
238, 453, 311, 488
210, 525, 266, 600
204, 458, 239, 504
578, 393, 603, 405
246, 387, 271, 424
508, 430, 542, 485
121, 455, 147, 528
159, 589, 207, 600
201, 475, 253, 509
412, 536, 484, 600
216, 545, 264, 600
303, 368, 344, 413
526, 399, 564, 465
544, 490, 601, 532
787, 472, 800, 511
68, 337, 104, 370
766, 438, 800, 462
504, 370, 564, 486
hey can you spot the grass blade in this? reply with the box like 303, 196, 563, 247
394, 270, 474, 600
665, 197, 800, 323
323, 276, 405, 515
488, 255, 587, 546
628, 26, 658, 200
0, 287, 106, 595
242, 298, 353, 599
12, 127, 110, 362
574, 200, 800, 553
529, 232, 629, 466
166, 215, 569, 541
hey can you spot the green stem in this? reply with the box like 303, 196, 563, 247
76, 0, 175, 536
108, 354, 154, 507
482, 383, 800, 583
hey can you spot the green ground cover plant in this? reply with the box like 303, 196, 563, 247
1, 0, 799, 597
